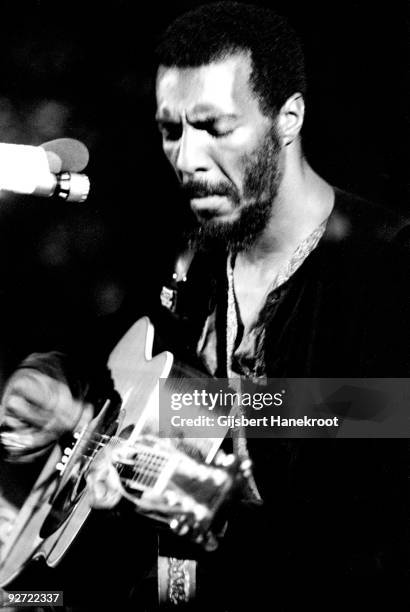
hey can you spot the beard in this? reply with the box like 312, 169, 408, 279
181, 128, 282, 253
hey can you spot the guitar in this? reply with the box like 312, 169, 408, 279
83, 434, 247, 549
0, 317, 250, 603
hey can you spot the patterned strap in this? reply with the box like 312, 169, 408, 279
158, 556, 196, 606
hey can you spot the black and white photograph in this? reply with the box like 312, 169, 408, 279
0, 1, 408, 610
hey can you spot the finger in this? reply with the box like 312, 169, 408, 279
1, 394, 53, 428
1, 413, 36, 433
1, 372, 58, 425
0, 427, 55, 456
2, 370, 53, 407
86, 460, 122, 509
43, 395, 84, 435
2, 372, 82, 433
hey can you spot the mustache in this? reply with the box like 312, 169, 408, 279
181, 179, 237, 199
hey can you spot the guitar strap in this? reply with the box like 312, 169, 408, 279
158, 555, 196, 605
158, 248, 261, 605
157, 420, 228, 607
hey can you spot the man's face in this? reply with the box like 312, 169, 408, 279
156, 53, 283, 250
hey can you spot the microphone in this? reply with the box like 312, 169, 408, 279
0, 138, 90, 203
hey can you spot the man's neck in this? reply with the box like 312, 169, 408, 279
231, 159, 334, 332
236, 158, 334, 274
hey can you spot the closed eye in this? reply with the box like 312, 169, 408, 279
192, 120, 234, 138
157, 118, 235, 140
157, 121, 182, 142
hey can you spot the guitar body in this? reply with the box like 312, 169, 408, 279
0, 444, 61, 586
0, 317, 173, 585
0, 316, 242, 606
40, 316, 174, 566
39, 488, 93, 568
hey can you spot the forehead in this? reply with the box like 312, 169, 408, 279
156, 53, 260, 118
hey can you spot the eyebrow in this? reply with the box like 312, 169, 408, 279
155, 112, 237, 125
155, 116, 177, 126
155, 112, 173, 125
189, 101, 238, 115
188, 113, 237, 123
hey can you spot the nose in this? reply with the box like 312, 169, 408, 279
174, 125, 211, 177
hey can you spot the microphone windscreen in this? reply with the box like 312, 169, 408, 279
41, 138, 89, 173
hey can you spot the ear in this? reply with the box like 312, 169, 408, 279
276, 93, 305, 146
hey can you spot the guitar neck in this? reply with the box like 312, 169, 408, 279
114, 442, 173, 494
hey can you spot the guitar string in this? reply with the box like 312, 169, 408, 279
67, 450, 164, 490
72, 446, 166, 483
66, 434, 169, 487
67, 363, 223, 495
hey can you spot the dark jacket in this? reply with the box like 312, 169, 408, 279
144, 189, 410, 609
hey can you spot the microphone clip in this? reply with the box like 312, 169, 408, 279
54, 172, 90, 203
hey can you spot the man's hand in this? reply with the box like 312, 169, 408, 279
0, 367, 93, 462
86, 447, 123, 509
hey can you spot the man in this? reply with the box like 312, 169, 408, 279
0, 3, 409, 609
150, 5, 409, 608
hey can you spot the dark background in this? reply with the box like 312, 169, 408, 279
0, 3, 408, 599
0, 0, 407, 380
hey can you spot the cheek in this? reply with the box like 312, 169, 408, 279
212, 130, 266, 182
162, 142, 174, 161
162, 143, 179, 170
225, 124, 267, 155
215, 149, 251, 188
